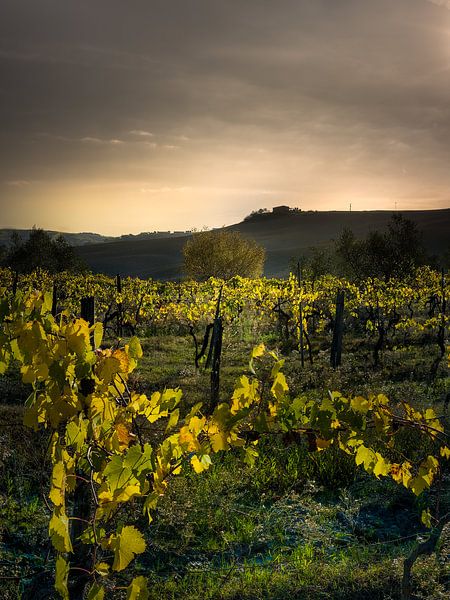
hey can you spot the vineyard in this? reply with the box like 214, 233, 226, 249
0, 266, 449, 599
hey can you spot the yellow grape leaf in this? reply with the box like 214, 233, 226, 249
390, 462, 412, 487
424, 408, 436, 421
178, 426, 200, 451
251, 343, 265, 359
65, 319, 91, 357
55, 555, 70, 600
165, 408, 180, 432
49, 509, 73, 553
376, 394, 389, 406
249, 343, 265, 373
191, 454, 212, 473
111, 526, 146, 571
440, 446, 450, 459
127, 576, 149, 600
115, 422, 135, 449
97, 350, 129, 383
209, 428, 229, 452
112, 349, 130, 373
355, 445, 376, 472
92, 322, 103, 350
350, 396, 370, 414
188, 415, 206, 434
271, 371, 288, 401
231, 376, 259, 413
373, 453, 390, 478
49, 461, 65, 507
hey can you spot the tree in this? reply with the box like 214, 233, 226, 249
183, 230, 265, 280
3, 227, 86, 273
290, 246, 337, 281
335, 214, 427, 280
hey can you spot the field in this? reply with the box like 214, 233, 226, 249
73, 209, 450, 279
0, 267, 449, 599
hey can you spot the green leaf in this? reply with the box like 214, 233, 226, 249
55, 555, 70, 600
111, 526, 146, 571
409, 476, 429, 496
421, 509, 432, 528
127, 576, 149, 600
123, 443, 152, 477
103, 456, 136, 494
65, 418, 87, 452
128, 336, 143, 359
94, 562, 110, 577
87, 583, 105, 600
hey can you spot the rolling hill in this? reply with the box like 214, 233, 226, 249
74, 209, 450, 279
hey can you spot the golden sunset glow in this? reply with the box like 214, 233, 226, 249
1, 0, 449, 234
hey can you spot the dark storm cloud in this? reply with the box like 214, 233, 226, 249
0, 0, 449, 233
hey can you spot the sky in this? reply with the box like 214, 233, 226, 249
0, 0, 449, 235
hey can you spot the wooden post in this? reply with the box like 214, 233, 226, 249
330, 290, 345, 368
439, 268, 446, 355
80, 296, 95, 326
116, 274, 123, 337
210, 316, 223, 411
277, 297, 283, 341
69, 480, 91, 598
206, 287, 224, 411
430, 269, 447, 380
51, 285, 58, 318
297, 261, 305, 367
12, 271, 18, 296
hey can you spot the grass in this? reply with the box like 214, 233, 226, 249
0, 327, 449, 599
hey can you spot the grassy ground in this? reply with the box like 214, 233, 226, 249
0, 328, 449, 599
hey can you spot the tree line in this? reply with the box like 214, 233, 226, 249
1, 214, 445, 280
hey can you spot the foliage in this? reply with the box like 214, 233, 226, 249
0, 285, 448, 598
183, 230, 265, 280
335, 214, 427, 280
3, 227, 86, 274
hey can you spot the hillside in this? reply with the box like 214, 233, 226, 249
0, 229, 115, 247
75, 209, 449, 279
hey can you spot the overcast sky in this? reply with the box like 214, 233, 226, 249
0, 0, 449, 234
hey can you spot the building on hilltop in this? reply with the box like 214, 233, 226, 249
272, 205, 301, 215
272, 205, 290, 214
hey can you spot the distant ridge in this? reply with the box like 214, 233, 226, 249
73, 209, 450, 279
0, 229, 189, 248
0, 229, 115, 247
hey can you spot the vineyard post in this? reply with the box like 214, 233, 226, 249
297, 261, 305, 367
330, 290, 345, 368
206, 286, 224, 412
430, 269, 447, 380
439, 268, 446, 356
80, 296, 95, 325
12, 270, 18, 296
116, 274, 123, 337
277, 297, 283, 341
51, 283, 58, 317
